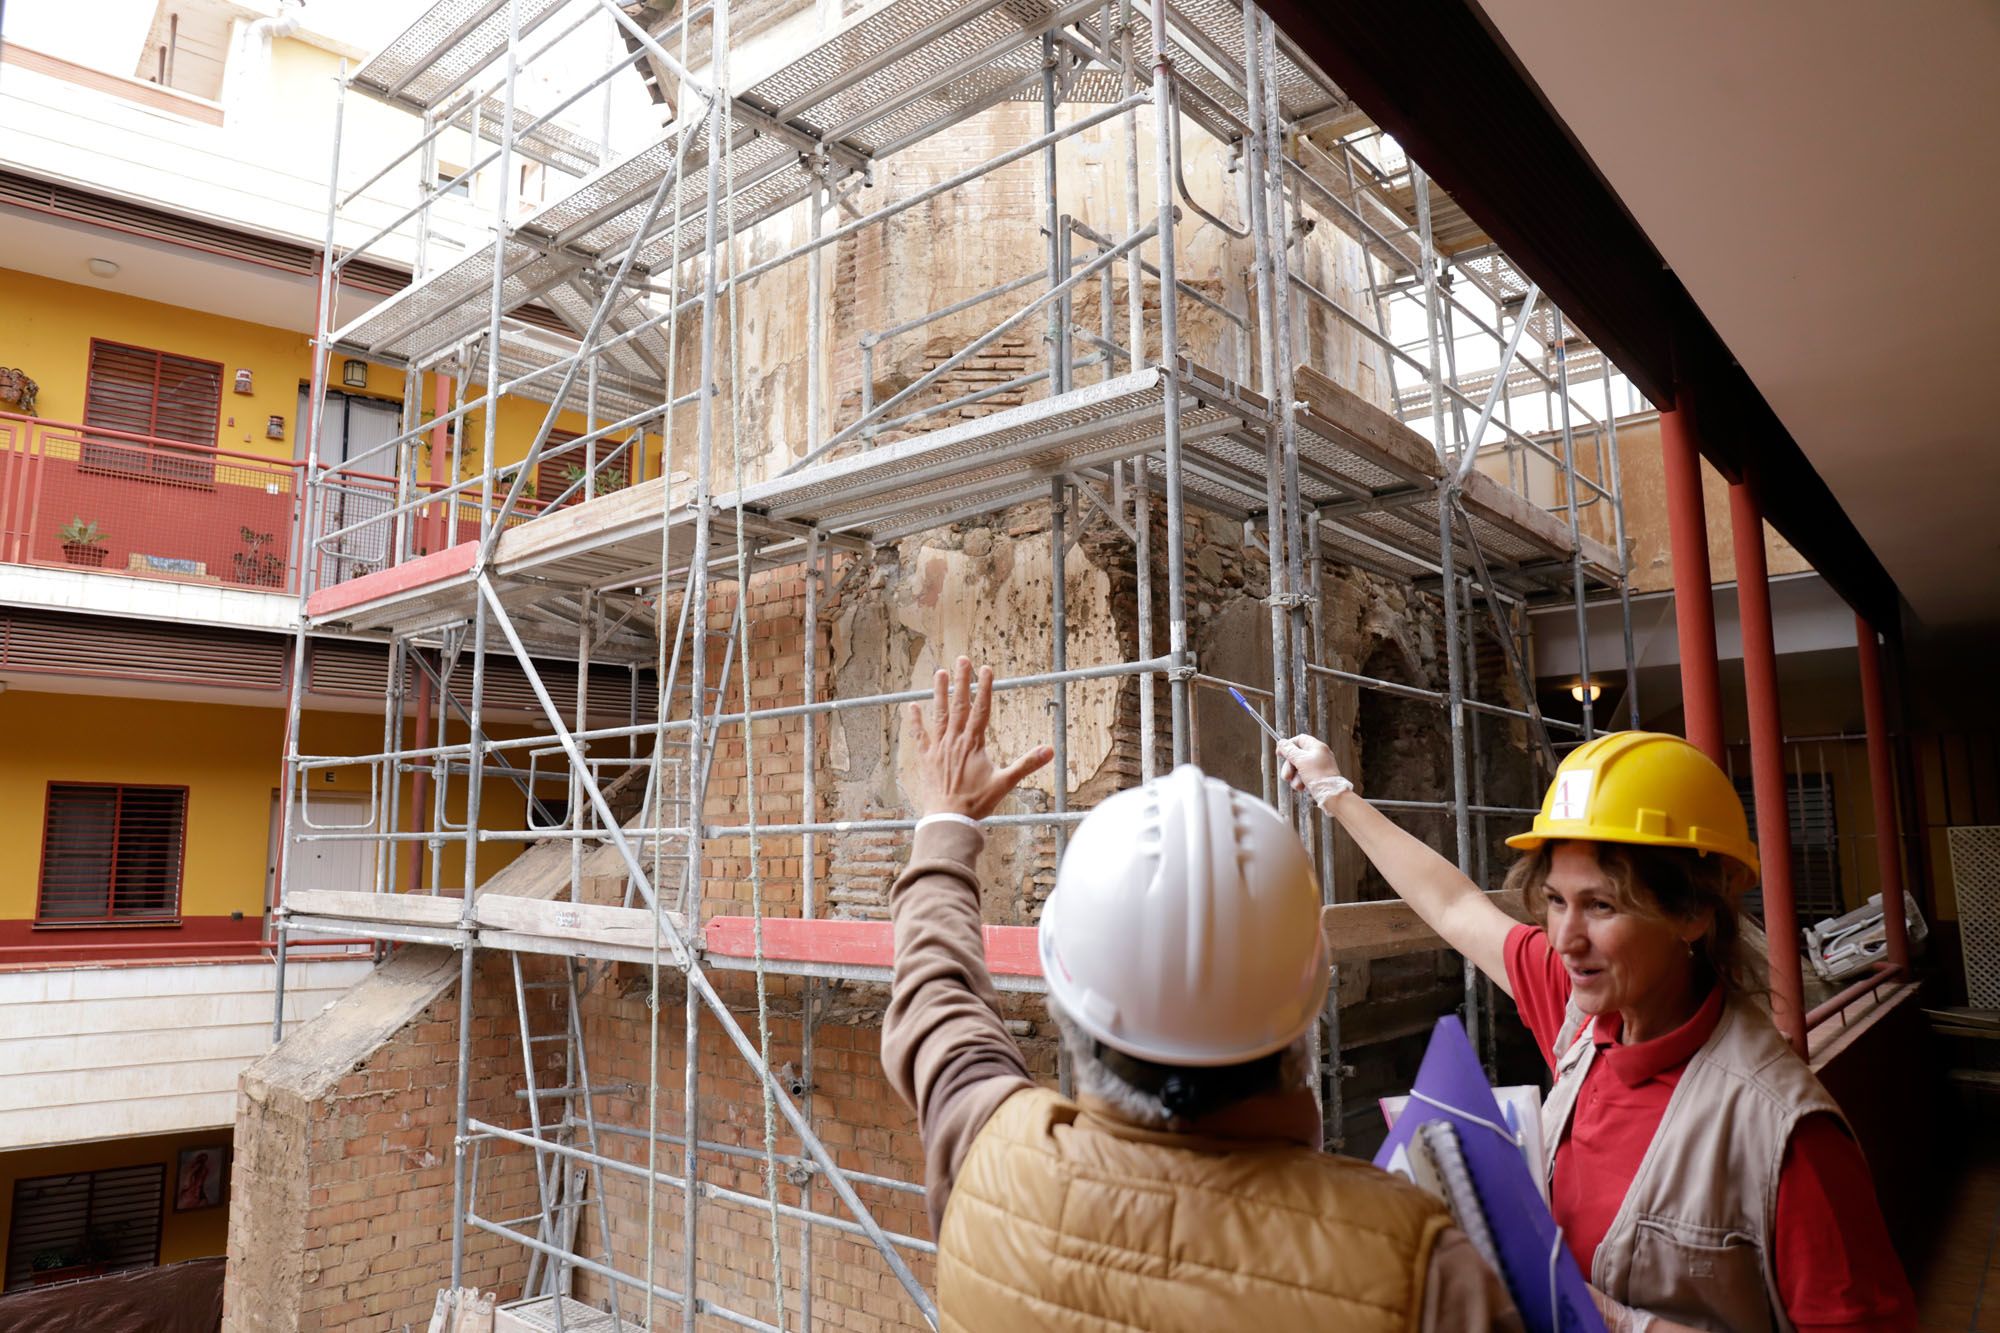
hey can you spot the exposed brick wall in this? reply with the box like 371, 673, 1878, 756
226, 952, 564, 1331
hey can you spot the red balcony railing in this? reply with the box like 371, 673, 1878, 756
0, 413, 304, 594
0, 412, 565, 600
308, 466, 549, 593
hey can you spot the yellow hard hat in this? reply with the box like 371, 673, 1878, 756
1505, 731, 1760, 876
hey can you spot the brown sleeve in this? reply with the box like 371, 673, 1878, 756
1420, 1227, 1525, 1333
880, 818, 1033, 1234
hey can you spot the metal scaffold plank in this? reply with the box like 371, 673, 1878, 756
353, 0, 574, 112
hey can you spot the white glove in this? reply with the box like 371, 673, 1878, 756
1276, 736, 1354, 811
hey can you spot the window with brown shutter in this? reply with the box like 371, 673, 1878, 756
82, 339, 222, 487
5, 1165, 165, 1289
36, 783, 188, 924
533, 429, 632, 508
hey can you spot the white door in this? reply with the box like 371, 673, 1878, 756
299, 388, 405, 578
278, 790, 380, 897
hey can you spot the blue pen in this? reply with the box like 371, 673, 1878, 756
1227, 686, 1286, 745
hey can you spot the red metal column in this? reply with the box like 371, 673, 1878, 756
1730, 479, 1806, 1054
1856, 614, 1910, 969
404, 371, 451, 893
1659, 402, 1725, 762
426, 372, 452, 556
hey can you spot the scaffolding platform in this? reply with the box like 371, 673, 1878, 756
302, 492, 839, 641
308, 358, 1614, 637
331, 117, 820, 374
287, 884, 1487, 985
496, 1295, 636, 1333
352, 0, 574, 113
334, 0, 1360, 377
1287, 366, 1622, 594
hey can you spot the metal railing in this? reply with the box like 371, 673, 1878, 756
0, 412, 559, 597
0, 412, 304, 593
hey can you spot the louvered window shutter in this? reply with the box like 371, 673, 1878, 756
1734, 773, 1844, 923
5, 1165, 165, 1289
37, 783, 188, 923
83, 340, 221, 487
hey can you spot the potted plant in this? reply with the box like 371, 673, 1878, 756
232, 526, 286, 589
561, 461, 627, 499
58, 517, 108, 568
28, 1237, 110, 1286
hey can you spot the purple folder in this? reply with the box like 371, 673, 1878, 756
1373, 1017, 1604, 1333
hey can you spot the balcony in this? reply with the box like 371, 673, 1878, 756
0, 412, 547, 615
0, 413, 303, 595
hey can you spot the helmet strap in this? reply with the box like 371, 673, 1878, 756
1090, 1040, 1285, 1122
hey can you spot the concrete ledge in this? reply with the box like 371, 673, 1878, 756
0, 563, 297, 631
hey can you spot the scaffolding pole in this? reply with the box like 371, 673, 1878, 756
278, 3, 1644, 1326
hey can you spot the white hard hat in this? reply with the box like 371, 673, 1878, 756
1039, 764, 1329, 1067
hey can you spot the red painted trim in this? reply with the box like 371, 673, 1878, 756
704, 916, 1042, 977
305, 539, 478, 618
1, 43, 224, 126
0, 914, 262, 964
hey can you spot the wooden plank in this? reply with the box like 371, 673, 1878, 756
283, 888, 466, 928
493, 472, 685, 573
1292, 364, 1445, 485
1460, 467, 1620, 576
1323, 891, 1530, 963
1924, 1006, 2000, 1029
704, 917, 1042, 977
474, 893, 688, 955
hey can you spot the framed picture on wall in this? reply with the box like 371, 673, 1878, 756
173, 1145, 227, 1212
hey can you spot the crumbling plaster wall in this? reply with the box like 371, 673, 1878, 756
644, 83, 1392, 487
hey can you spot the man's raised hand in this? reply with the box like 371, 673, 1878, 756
906, 656, 1054, 820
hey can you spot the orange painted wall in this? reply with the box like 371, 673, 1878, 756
0, 266, 660, 480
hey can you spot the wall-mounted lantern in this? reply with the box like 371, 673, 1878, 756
266, 414, 286, 440
234, 368, 254, 395
342, 359, 368, 389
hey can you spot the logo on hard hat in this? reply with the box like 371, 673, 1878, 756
1550, 770, 1593, 821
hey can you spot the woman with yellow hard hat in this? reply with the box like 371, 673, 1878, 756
1276, 730, 1915, 1333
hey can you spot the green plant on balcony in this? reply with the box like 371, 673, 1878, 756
29, 1227, 118, 1285
233, 526, 286, 589
58, 516, 108, 568
561, 461, 626, 499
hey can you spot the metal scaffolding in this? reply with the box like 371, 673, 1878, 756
273, 0, 1639, 1325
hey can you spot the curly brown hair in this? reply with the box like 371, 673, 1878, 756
1501, 839, 1766, 999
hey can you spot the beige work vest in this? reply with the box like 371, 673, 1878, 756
1544, 994, 1847, 1333
938, 1086, 1451, 1333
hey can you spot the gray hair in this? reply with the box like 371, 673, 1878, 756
1048, 1000, 1314, 1128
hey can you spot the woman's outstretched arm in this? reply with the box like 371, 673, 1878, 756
1281, 735, 1518, 997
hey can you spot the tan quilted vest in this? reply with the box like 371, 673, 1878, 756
937, 1086, 1452, 1333
1544, 994, 1847, 1333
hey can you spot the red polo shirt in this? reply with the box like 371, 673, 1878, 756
1504, 924, 1915, 1332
